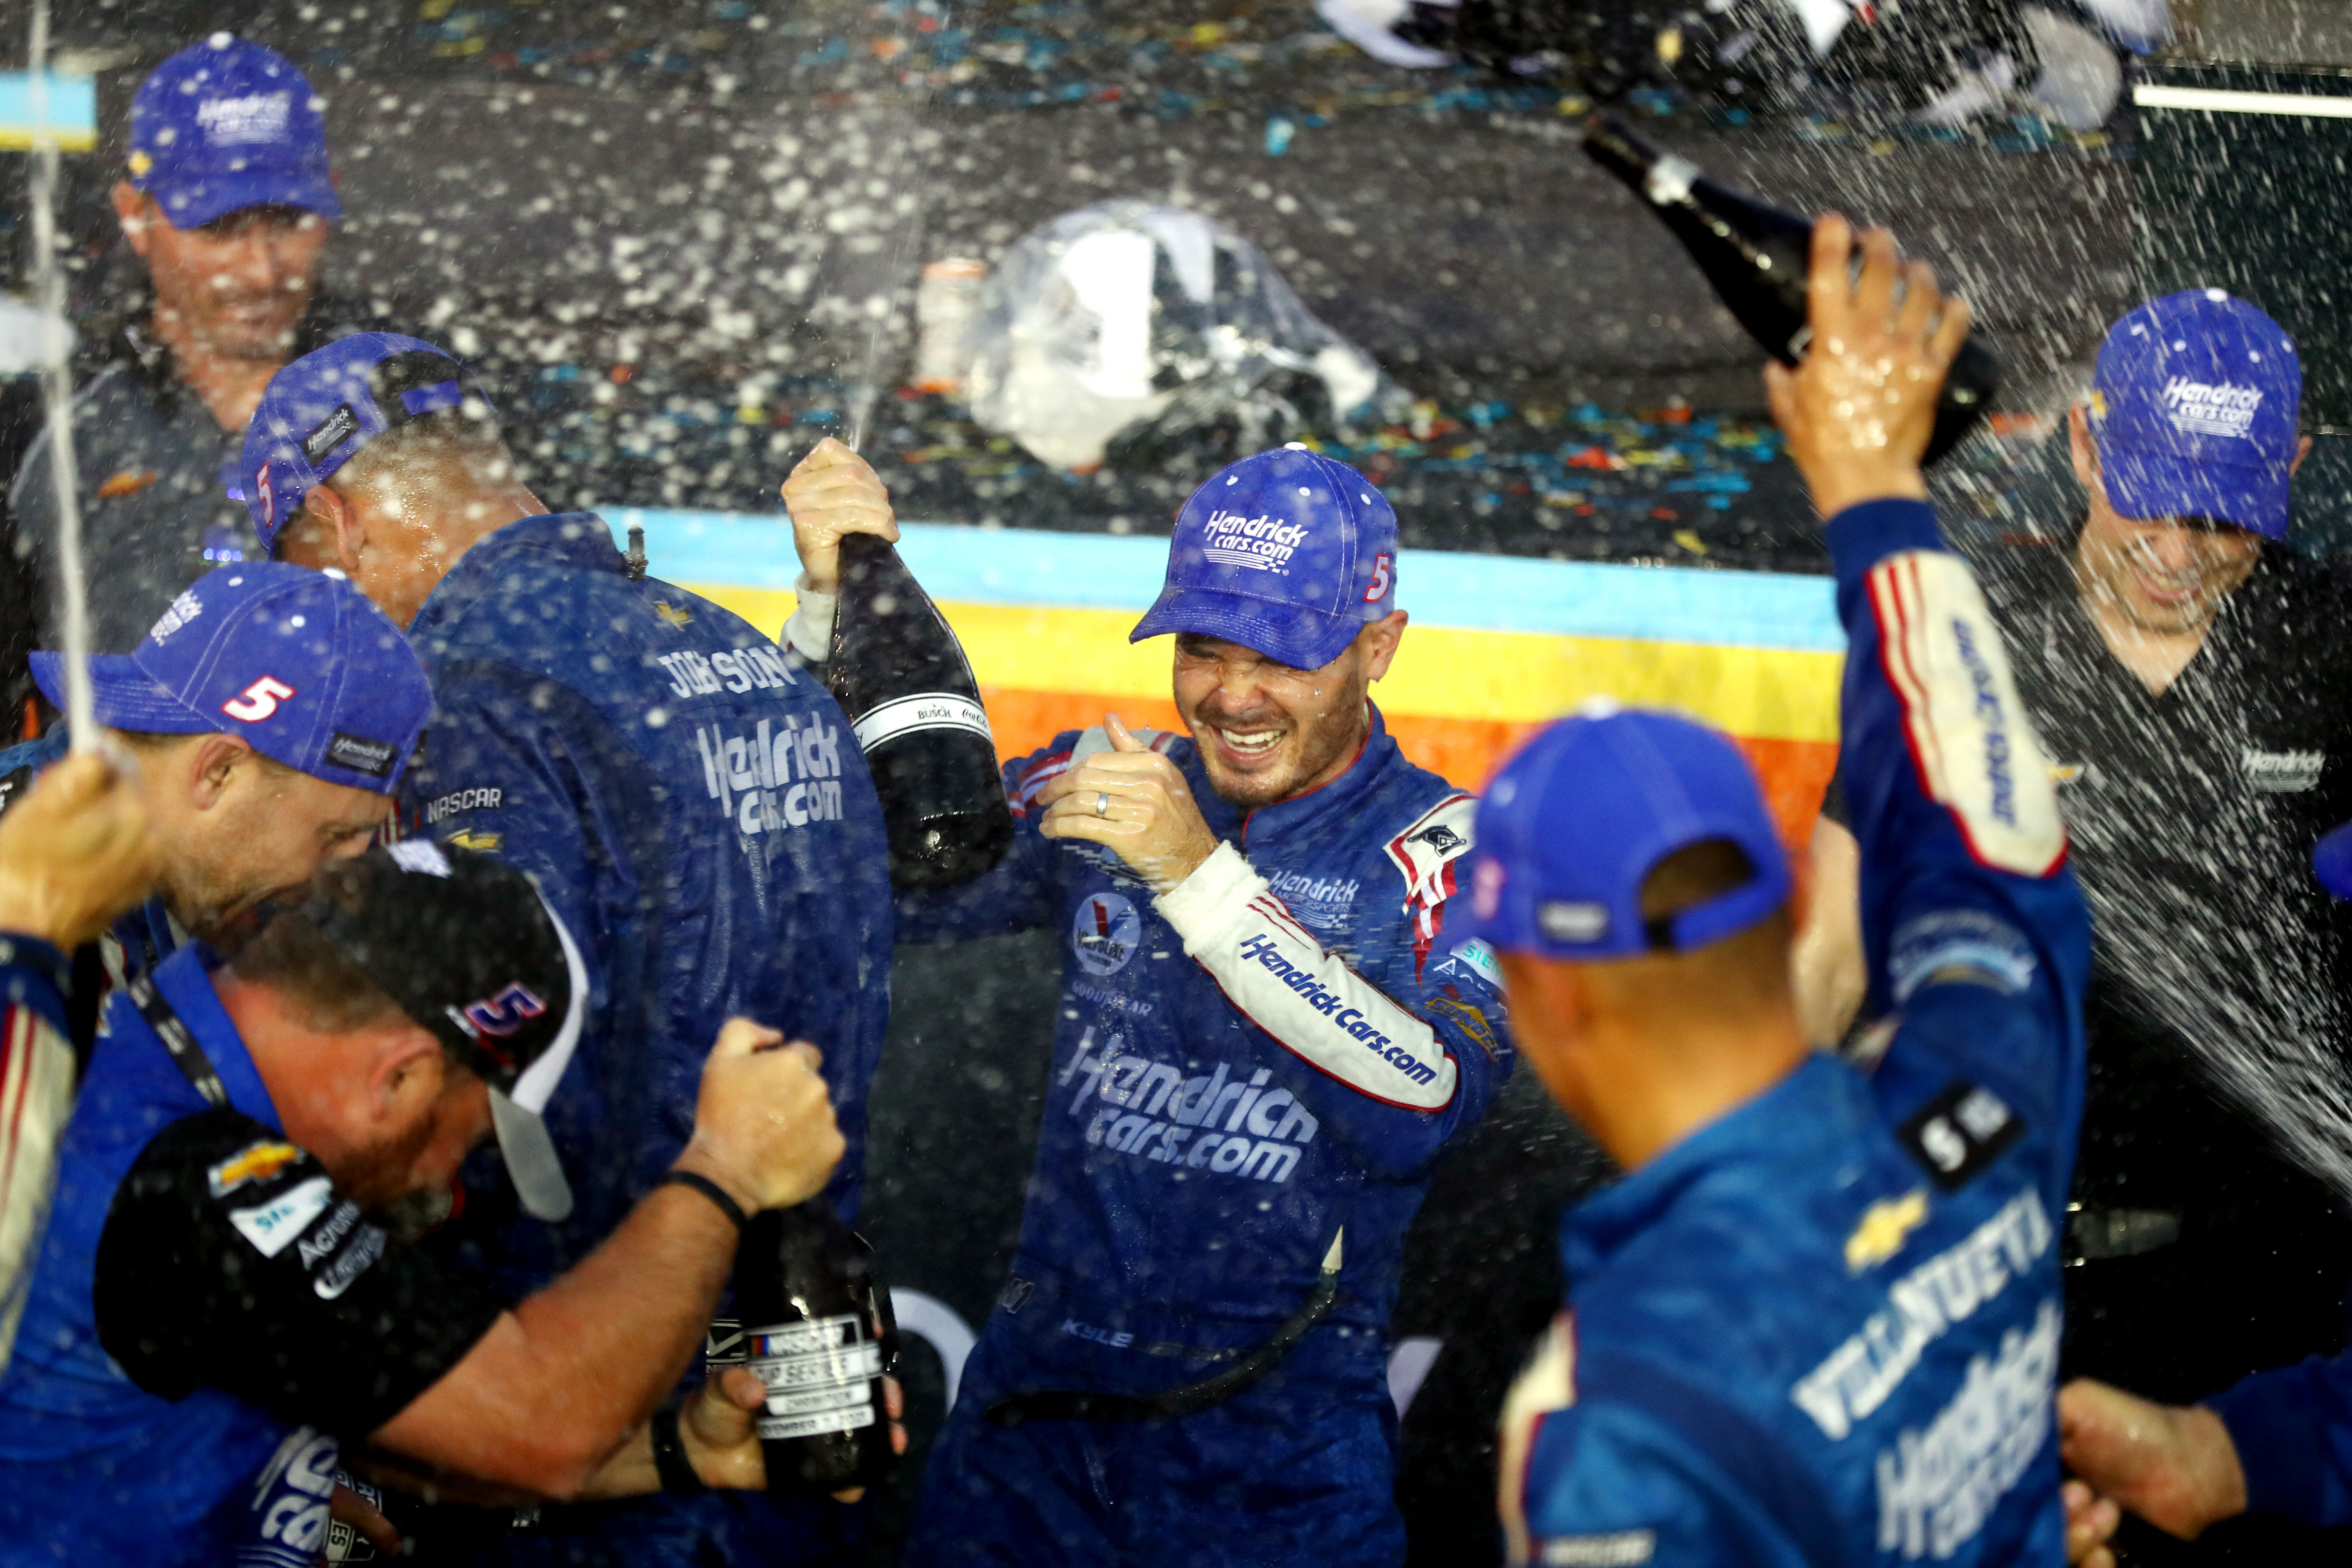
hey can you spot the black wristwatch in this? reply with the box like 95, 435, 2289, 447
651, 1402, 707, 1497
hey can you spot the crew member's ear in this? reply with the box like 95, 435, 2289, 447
2293, 434, 2315, 478
2067, 403, 2101, 493
110, 183, 154, 255
293, 484, 368, 579
371, 1031, 448, 1127
1356, 609, 1410, 683
187, 733, 258, 812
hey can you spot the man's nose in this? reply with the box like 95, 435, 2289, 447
211, 232, 284, 293
2142, 526, 2202, 573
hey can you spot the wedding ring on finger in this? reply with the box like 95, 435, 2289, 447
1094, 791, 1111, 818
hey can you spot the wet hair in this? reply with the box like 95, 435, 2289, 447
329, 407, 518, 502
230, 904, 412, 1037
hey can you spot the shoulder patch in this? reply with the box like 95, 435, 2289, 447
1539, 1532, 1657, 1567
229, 1174, 335, 1258
1888, 910, 2037, 1005
1865, 550, 2066, 876
1387, 792, 1478, 982
207, 1138, 303, 1197
1896, 1080, 2024, 1190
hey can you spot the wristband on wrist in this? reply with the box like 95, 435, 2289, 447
658, 1168, 750, 1231
649, 1402, 707, 1497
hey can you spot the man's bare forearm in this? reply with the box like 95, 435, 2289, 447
371, 1184, 740, 1497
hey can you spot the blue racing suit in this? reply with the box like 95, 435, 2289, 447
902, 707, 1513, 1565
1499, 497, 2093, 1567
396, 513, 893, 1565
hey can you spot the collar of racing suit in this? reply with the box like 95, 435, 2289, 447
1221, 704, 1396, 852
1557, 1052, 1854, 1291
408, 511, 623, 650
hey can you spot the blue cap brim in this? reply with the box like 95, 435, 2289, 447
1130, 587, 1359, 671
30, 652, 217, 734
148, 168, 342, 231
2098, 440, 2292, 540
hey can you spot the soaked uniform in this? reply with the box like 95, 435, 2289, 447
396, 511, 891, 1566
901, 709, 1512, 1565
1965, 528, 2352, 1425
1501, 497, 2092, 1567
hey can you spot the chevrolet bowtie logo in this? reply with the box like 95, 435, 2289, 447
654, 600, 694, 630
1845, 1188, 1930, 1272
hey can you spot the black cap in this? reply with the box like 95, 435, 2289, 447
300, 840, 585, 1219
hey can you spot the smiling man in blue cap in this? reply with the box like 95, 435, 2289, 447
831, 441, 1513, 1566
7, 34, 354, 700
1469, 220, 2091, 1568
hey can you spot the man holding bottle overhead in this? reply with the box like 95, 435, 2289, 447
789, 441, 1514, 1565
1466, 219, 2091, 1567
246, 333, 896, 1565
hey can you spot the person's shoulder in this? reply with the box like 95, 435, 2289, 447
98, 1108, 323, 1293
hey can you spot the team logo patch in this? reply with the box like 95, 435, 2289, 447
324, 731, 398, 778
148, 588, 202, 643
97, 468, 157, 499
444, 829, 503, 852
1897, 1080, 2024, 1190
229, 1174, 334, 1258
2162, 377, 2263, 441
303, 404, 362, 464
1198, 509, 1306, 575
207, 1139, 303, 1197
2244, 748, 2324, 793
1072, 891, 1141, 977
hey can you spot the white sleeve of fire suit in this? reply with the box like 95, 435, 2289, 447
1157, 841, 1458, 1112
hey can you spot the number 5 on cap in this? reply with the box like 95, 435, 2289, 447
222, 676, 296, 722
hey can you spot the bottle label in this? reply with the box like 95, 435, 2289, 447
851, 692, 993, 752
743, 1314, 882, 1440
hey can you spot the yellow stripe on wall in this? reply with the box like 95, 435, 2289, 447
682, 585, 1841, 745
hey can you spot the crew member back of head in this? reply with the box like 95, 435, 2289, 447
1458, 217, 2091, 1568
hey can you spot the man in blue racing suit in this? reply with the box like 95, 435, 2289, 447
1460, 218, 2092, 1567
778, 442, 1512, 1564
249, 333, 895, 1564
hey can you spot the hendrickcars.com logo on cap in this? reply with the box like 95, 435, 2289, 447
1129, 444, 1399, 671
129, 35, 340, 230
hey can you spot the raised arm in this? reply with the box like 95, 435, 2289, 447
1768, 218, 2090, 1140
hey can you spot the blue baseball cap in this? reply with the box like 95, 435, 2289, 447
129, 35, 341, 230
1448, 706, 1792, 961
2089, 289, 2301, 540
242, 333, 493, 551
1130, 444, 1399, 671
31, 563, 430, 795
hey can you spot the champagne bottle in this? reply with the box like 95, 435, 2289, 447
825, 533, 1013, 889
733, 1202, 895, 1498
1582, 117, 1999, 465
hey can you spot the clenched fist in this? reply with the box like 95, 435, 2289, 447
674, 1019, 844, 1216
0, 750, 162, 948
781, 438, 901, 594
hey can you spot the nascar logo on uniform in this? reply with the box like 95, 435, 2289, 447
1072, 892, 1141, 977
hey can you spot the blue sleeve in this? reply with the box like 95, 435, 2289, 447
1826, 499, 2092, 1180
891, 735, 1075, 944
402, 663, 603, 1001
2209, 1354, 2352, 1527
1514, 1400, 1812, 1568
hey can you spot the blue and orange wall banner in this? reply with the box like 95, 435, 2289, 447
612, 511, 1844, 847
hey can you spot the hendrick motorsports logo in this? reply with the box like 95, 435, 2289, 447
2162, 377, 2263, 441
1072, 891, 1140, 976
1198, 509, 1306, 575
